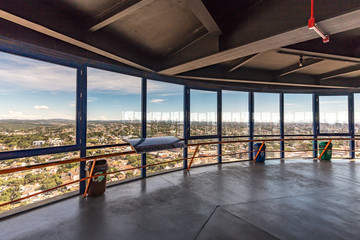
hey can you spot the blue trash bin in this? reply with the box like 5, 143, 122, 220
253, 143, 266, 162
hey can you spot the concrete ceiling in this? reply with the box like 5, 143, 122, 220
0, 0, 360, 91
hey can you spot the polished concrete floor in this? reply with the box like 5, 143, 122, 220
2, 159, 360, 240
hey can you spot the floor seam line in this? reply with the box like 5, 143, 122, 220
220, 207, 281, 240
194, 206, 219, 240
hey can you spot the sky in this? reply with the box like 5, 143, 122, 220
0, 51, 354, 124
0, 52, 76, 120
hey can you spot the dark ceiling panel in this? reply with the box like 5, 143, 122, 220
57, 0, 127, 19
202, 0, 262, 33
106, 0, 203, 57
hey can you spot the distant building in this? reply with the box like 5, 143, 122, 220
49, 138, 64, 147
33, 140, 45, 147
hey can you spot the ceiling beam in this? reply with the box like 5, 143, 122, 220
89, 0, 154, 32
186, 0, 222, 36
278, 48, 360, 64
277, 59, 324, 77
0, 9, 153, 72
319, 65, 360, 80
180, 75, 354, 89
228, 54, 259, 72
159, 9, 360, 75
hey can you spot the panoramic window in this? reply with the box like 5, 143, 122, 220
190, 89, 217, 136
319, 95, 349, 134
87, 67, 141, 146
284, 94, 313, 135
146, 80, 184, 174
254, 93, 280, 136
222, 91, 249, 136
0, 52, 77, 152
147, 80, 183, 138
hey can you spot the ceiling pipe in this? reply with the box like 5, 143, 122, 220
308, 0, 329, 43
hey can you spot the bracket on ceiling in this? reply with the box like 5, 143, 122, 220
308, 0, 329, 43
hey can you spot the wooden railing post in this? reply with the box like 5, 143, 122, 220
187, 145, 200, 171
83, 159, 96, 197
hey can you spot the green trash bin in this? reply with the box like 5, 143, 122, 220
319, 142, 332, 160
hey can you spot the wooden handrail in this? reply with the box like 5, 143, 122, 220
0, 137, 356, 176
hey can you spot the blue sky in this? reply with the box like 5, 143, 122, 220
0, 52, 76, 120
0, 51, 353, 123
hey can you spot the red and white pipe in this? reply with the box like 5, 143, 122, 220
308, 0, 329, 43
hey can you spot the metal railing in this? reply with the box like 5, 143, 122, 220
0, 137, 358, 209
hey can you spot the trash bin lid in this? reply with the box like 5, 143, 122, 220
126, 136, 186, 153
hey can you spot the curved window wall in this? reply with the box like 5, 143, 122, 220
0, 47, 358, 214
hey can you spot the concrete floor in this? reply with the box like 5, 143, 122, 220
2, 159, 360, 240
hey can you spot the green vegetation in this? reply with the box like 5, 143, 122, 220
0, 120, 76, 151
0, 120, 353, 214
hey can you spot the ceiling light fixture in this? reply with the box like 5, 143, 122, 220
299, 55, 303, 67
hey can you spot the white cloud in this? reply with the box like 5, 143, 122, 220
34, 105, 49, 110
69, 102, 76, 108
0, 109, 74, 120
8, 111, 23, 117
150, 99, 164, 103
0, 52, 76, 92
87, 68, 141, 94
87, 97, 97, 102
0, 52, 183, 95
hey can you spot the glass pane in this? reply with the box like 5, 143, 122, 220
87, 68, 141, 146
146, 149, 183, 175
317, 137, 349, 158
87, 146, 141, 182
0, 151, 79, 214
0, 52, 76, 151
222, 91, 249, 136
147, 80, 183, 138
285, 136, 313, 158
254, 137, 281, 159
319, 96, 348, 134
355, 141, 360, 158
188, 139, 218, 166
254, 93, 280, 135
284, 94, 313, 135
354, 94, 360, 135
222, 137, 249, 162
190, 90, 217, 136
